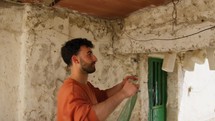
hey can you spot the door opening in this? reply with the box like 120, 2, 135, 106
148, 58, 167, 121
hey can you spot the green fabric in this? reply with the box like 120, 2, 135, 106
117, 93, 138, 121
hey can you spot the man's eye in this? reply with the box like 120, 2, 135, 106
88, 51, 93, 55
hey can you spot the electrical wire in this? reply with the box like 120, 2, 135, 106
124, 25, 215, 42
123, 0, 215, 43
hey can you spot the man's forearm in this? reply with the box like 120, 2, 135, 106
106, 82, 123, 97
92, 90, 126, 121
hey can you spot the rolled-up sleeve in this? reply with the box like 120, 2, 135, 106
63, 94, 100, 121
88, 83, 108, 102
58, 80, 107, 121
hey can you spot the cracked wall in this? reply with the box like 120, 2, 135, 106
20, 4, 121, 121
0, 2, 140, 121
115, 1, 215, 120
20, 5, 143, 121
115, 0, 215, 54
1, 0, 215, 121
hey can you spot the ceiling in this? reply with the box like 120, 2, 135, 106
19, 0, 171, 19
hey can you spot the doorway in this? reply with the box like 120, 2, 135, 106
148, 58, 167, 121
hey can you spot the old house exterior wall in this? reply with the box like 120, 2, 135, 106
0, 2, 139, 121
0, 2, 24, 121
1, 0, 215, 121
115, 0, 215, 53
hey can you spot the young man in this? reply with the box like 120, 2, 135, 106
58, 38, 139, 121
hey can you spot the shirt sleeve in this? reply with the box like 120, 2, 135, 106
64, 93, 100, 121
88, 83, 108, 102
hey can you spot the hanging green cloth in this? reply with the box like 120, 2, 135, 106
117, 93, 138, 121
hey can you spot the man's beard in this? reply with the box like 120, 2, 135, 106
80, 58, 96, 74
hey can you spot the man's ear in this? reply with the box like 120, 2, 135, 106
71, 55, 79, 64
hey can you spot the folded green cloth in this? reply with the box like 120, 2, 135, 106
117, 93, 138, 121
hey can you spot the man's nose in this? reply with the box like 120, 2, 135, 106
93, 55, 97, 62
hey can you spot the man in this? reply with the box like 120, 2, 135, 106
58, 38, 139, 121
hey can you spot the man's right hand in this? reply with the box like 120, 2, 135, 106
121, 79, 139, 98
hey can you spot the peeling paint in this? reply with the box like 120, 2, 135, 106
1, 0, 215, 121
115, 0, 215, 54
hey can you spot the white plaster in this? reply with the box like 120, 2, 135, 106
22, 6, 70, 121
166, 59, 187, 121
0, 2, 24, 121
138, 54, 150, 121
0, 31, 21, 121
115, 0, 215, 54
1, 0, 215, 121
18, 6, 28, 121
179, 60, 215, 121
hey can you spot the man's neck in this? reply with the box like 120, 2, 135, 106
70, 72, 88, 84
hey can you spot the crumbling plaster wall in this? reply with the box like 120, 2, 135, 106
1, 0, 215, 121
21, 5, 144, 121
20, 4, 115, 121
0, 2, 142, 121
0, 2, 24, 121
20, 5, 69, 121
115, 0, 215, 53
114, 0, 215, 120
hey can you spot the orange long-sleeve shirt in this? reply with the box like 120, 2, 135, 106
57, 78, 108, 121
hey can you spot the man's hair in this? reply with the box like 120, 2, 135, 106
61, 38, 94, 66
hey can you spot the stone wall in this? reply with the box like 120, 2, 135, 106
1, 0, 215, 121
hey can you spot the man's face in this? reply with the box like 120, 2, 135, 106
78, 46, 97, 74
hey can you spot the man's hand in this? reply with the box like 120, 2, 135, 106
122, 76, 138, 85
120, 76, 139, 98
92, 75, 139, 121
